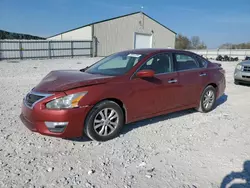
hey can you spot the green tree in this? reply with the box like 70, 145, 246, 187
0, 30, 45, 40
190, 36, 200, 49
190, 36, 207, 49
220, 42, 250, 49
197, 41, 207, 49
175, 34, 191, 49
175, 34, 207, 49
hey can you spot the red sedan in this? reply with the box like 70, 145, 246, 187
20, 49, 226, 141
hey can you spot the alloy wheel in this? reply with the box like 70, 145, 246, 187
203, 90, 215, 110
93, 108, 119, 136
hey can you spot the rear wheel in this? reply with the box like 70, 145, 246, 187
84, 100, 124, 141
196, 85, 216, 113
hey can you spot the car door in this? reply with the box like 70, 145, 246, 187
195, 55, 211, 86
126, 53, 180, 120
173, 52, 205, 107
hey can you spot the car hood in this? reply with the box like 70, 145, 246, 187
240, 60, 250, 66
33, 70, 114, 92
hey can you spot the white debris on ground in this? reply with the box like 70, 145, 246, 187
0, 57, 250, 188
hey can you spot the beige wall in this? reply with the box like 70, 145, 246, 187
47, 26, 92, 40
47, 35, 62, 40
94, 13, 176, 56
143, 14, 176, 49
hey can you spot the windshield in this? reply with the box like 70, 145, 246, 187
85, 52, 146, 76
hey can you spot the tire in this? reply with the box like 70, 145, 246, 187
84, 100, 124, 142
196, 85, 216, 113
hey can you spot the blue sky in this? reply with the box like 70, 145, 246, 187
1, 0, 250, 48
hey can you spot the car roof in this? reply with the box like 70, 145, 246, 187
118, 48, 195, 56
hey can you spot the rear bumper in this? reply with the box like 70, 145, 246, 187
20, 101, 92, 138
217, 76, 226, 99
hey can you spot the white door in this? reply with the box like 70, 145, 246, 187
134, 33, 152, 49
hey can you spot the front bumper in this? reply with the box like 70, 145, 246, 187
234, 69, 250, 83
20, 101, 92, 138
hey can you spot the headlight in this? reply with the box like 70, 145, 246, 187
236, 64, 242, 70
46, 92, 87, 109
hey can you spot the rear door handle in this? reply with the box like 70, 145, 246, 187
168, 79, 178, 83
199, 73, 207, 77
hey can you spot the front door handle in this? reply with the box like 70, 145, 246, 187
168, 79, 178, 83
199, 73, 207, 77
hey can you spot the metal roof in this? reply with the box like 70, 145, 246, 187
47, 11, 176, 38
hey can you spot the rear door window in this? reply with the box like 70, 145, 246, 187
174, 54, 199, 71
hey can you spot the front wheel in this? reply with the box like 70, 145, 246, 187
196, 85, 216, 113
84, 100, 124, 141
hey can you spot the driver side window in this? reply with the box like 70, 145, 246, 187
139, 53, 173, 74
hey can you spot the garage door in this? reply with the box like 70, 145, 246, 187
134, 33, 152, 49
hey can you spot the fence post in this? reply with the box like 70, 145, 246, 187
71, 41, 73, 58
92, 38, 95, 57
92, 37, 97, 57
19, 41, 23, 60
48, 41, 51, 59
90, 40, 93, 57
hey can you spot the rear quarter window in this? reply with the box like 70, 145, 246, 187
196, 56, 208, 68
175, 54, 199, 71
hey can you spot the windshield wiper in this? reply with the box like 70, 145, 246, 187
80, 66, 89, 72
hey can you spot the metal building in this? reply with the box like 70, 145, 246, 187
47, 12, 176, 56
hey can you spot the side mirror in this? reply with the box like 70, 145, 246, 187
136, 69, 155, 78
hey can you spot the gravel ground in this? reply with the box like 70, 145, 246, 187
0, 57, 250, 188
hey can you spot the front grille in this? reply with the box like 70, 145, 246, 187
242, 76, 250, 79
243, 66, 250, 72
25, 93, 45, 108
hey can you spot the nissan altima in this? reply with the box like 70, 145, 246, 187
20, 49, 226, 141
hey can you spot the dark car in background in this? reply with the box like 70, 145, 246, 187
20, 49, 226, 141
245, 56, 250, 61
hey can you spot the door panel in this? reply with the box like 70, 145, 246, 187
196, 55, 211, 89
127, 72, 179, 120
177, 70, 203, 106
173, 53, 205, 106
154, 73, 180, 111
